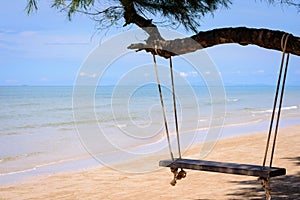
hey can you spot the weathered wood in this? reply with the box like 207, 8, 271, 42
159, 159, 286, 179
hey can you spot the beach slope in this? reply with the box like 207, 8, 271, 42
1, 125, 299, 200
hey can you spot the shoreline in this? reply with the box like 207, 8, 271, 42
1, 118, 299, 187
0, 123, 299, 199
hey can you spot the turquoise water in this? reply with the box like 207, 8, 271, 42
0, 86, 299, 184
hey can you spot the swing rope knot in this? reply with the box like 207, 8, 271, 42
154, 45, 159, 56
176, 169, 187, 180
258, 177, 272, 200
281, 33, 290, 53
170, 168, 178, 186
170, 168, 187, 186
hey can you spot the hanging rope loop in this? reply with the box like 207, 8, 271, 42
169, 57, 182, 159
262, 33, 290, 168
152, 50, 186, 186
269, 34, 290, 168
152, 52, 174, 161
281, 34, 290, 53
260, 33, 290, 200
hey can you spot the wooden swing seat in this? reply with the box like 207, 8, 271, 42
159, 158, 286, 179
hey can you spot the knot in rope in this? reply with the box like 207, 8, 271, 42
154, 45, 159, 56
258, 177, 272, 200
281, 33, 290, 53
170, 168, 187, 186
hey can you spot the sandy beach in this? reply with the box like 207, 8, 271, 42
1, 124, 299, 200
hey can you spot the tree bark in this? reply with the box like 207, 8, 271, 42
128, 27, 300, 58
118, 1, 299, 57
120, 0, 164, 41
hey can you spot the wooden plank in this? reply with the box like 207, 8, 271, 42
159, 159, 286, 178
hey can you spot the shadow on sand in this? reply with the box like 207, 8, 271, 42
226, 156, 300, 200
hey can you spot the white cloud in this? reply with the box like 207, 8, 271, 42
19, 31, 38, 37
232, 70, 241, 74
0, 29, 97, 60
179, 72, 188, 77
39, 77, 48, 82
5, 79, 18, 83
190, 71, 197, 76
179, 71, 198, 77
79, 72, 97, 78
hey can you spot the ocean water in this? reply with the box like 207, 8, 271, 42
0, 85, 299, 184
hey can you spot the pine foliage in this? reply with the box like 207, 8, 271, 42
26, 0, 300, 32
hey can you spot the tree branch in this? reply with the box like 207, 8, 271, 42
120, 0, 164, 41
128, 27, 300, 58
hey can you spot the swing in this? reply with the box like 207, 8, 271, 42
154, 34, 291, 199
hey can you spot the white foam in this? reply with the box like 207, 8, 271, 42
227, 98, 239, 102
115, 124, 127, 128
252, 105, 299, 114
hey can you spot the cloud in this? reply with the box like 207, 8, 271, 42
19, 31, 38, 37
0, 29, 17, 35
0, 29, 97, 60
231, 70, 241, 74
5, 79, 18, 83
44, 42, 90, 46
179, 72, 188, 77
179, 71, 198, 77
39, 77, 48, 82
79, 72, 97, 78
190, 71, 198, 76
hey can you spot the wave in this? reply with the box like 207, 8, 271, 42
115, 124, 127, 128
227, 98, 240, 102
251, 105, 299, 114
0, 166, 38, 176
198, 119, 209, 122
193, 118, 264, 132
14, 121, 76, 130
0, 155, 90, 176
0, 152, 43, 163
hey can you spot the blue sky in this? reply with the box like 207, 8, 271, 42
0, 1, 299, 86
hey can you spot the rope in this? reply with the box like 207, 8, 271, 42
152, 51, 186, 186
262, 33, 290, 168
260, 33, 290, 200
170, 167, 187, 186
169, 57, 186, 186
269, 34, 290, 167
152, 53, 174, 161
258, 177, 272, 200
169, 57, 182, 159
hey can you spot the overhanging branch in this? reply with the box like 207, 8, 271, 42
120, 0, 164, 41
128, 27, 300, 58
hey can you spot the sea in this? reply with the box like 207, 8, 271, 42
0, 85, 300, 185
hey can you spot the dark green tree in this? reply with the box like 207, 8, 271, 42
26, 0, 300, 58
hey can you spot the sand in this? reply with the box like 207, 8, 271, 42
1, 125, 299, 200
